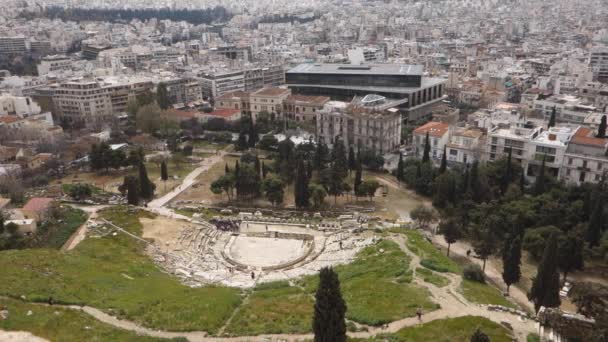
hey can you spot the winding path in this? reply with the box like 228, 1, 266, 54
43, 152, 538, 341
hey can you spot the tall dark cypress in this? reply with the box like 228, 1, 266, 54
348, 146, 356, 173
125, 175, 140, 205
586, 196, 604, 247
295, 159, 310, 208
500, 148, 512, 195
462, 165, 470, 194
225, 163, 230, 174
598, 115, 607, 138
548, 106, 556, 128
533, 155, 546, 196
160, 161, 168, 182
354, 159, 362, 196
235, 161, 241, 198
254, 155, 261, 177
520, 170, 526, 193
397, 153, 404, 182
248, 117, 257, 147
502, 235, 522, 294
439, 145, 447, 174
422, 131, 431, 163
313, 267, 346, 342
470, 160, 481, 201
138, 162, 155, 200
529, 234, 561, 312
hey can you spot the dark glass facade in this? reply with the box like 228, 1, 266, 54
286, 73, 422, 88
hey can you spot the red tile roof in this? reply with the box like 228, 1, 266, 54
571, 127, 608, 147
413, 121, 450, 138
0, 116, 20, 124
206, 108, 241, 118
252, 87, 290, 97
22, 197, 54, 213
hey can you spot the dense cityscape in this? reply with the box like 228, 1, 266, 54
0, 0, 607, 341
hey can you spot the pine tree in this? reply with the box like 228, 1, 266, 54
548, 106, 556, 128
295, 159, 310, 208
397, 153, 404, 182
529, 234, 561, 312
439, 145, 447, 174
502, 235, 522, 294
124, 175, 140, 205
156, 83, 171, 110
598, 115, 607, 138
586, 196, 604, 247
313, 267, 346, 342
422, 131, 431, 163
138, 162, 155, 200
500, 148, 512, 195
534, 155, 546, 196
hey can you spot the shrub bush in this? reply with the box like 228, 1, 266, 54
463, 264, 486, 283
420, 259, 449, 273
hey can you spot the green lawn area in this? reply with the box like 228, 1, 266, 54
224, 281, 314, 336
34, 206, 88, 249
0, 206, 242, 334
192, 141, 229, 150
527, 333, 541, 342
301, 240, 438, 326
0, 297, 174, 342
416, 267, 450, 287
403, 229, 461, 274
460, 280, 515, 308
360, 316, 512, 342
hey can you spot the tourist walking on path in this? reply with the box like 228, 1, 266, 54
416, 307, 423, 321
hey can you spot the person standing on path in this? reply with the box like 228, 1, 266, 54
416, 307, 423, 321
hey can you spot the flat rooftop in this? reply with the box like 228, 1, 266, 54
287, 63, 424, 76
287, 77, 446, 94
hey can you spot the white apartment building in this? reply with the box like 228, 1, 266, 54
487, 122, 543, 164
36, 55, 72, 76
589, 47, 608, 83
534, 95, 599, 124
52, 77, 154, 129
200, 65, 285, 99
413, 121, 450, 161
0, 94, 42, 117
579, 82, 608, 111
445, 127, 485, 165
526, 126, 576, 180
562, 127, 608, 185
0, 36, 26, 56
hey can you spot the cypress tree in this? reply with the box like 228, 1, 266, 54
470, 161, 481, 202
422, 131, 431, 163
225, 163, 230, 174
462, 165, 470, 194
354, 159, 362, 196
397, 153, 404, 182
502, 235, 522, 294
597, 115, 607, 138
348, 146, 356, 173
156, 83, 171, 110
138, 162, 155, 200
235, 161, 241, 198
548, 106, 556, 128
307, 161, 313, 179
254, 155, 261, 177
160, 161, 168, 182
529, 234, 561, 312
331, 137, 348, 180
125, 176, 140, 205
559, 229, 585, 283
248, 118, 257, 147
520, 170, 526, 193
295, 159, 310, 208
439, 145, 447, 174
500, 148, 512, 195
313, 267, 346, 342
261, 162, 267, 179
236, 131, 248, 151
314, 141, 329, 172
533, 155, 546, 196
586, 196, 604, 247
